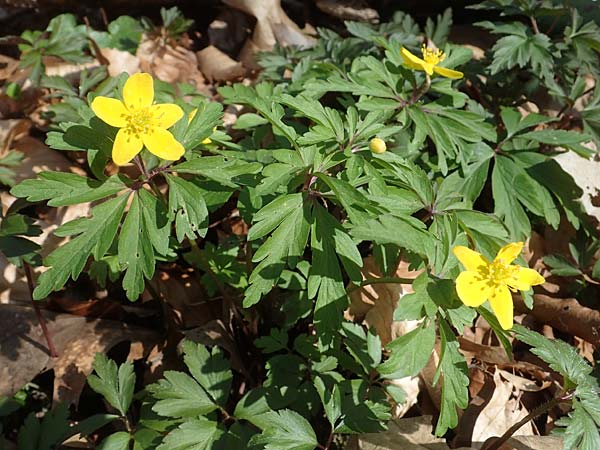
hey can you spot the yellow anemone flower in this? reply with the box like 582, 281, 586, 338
400, 45, 463, 79
452, 242, 545, 330
188, 108, 215, 145
91, 73, 184, 166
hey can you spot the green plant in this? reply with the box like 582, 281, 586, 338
2, 2, 600, 449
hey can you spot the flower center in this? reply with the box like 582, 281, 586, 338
421, 45, 445, 65
480, 259, 517, 287
122, 107, 155, 138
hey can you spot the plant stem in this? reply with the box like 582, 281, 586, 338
482, 392, 572, 450
529, 15, 540, 34
23, 262, 58, 358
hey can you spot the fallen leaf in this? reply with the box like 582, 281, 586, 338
223, 0, 316, 68
137, 35, 208, 92
0, 303, 158, 405
316, 0, 379, 22
347, 415, 563, 450
458, 371, 533, 446
100, 47, 141, 77
197, 45, 246, 83
346, 257, 420, 345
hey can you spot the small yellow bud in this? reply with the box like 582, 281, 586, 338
369, 137, 386, 154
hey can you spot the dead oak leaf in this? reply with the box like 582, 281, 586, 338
0, 304, 158, 405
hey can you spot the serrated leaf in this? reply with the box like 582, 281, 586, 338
97, 432, 131, 450
157, 419, 224, 450
434, 319, 469, 436
245, 195, 311, 307
181, 341, 232, 407
11, 172, 126, 206
520, 129, 594, 158
33, 194, 128, 299
314, 377, 342, 427
249, 409, 318, 450
87, 354, 135, 416
118, 190, 170, 301
166, 175, 209, 242
378, 323, 435, 379
148, 371, 217, 418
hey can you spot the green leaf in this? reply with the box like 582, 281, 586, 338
11, 172, 127, 206
342, 323, 382, 373
351, 215, 435, 258
249, 409, 318, 450
172, 156, 261, 188
157, 419, 224, 450
434, 319, 469, 436
478, 21, 553, 78
314, 377, 342, 428
543, 255, 582, 277
491, 158, 531, 239
520, 129, 594, 158
245, 194, 311, 307
514, 325, 600, 449
181, 102, 223, 150
33, 194, 128, 299
255, 328, 289, 354
97, 432, 131, 450
166, 175, 209, 242
378, 323, 435, 379
118, 191, 170, 301
309, 204, 348, 333
87, 354, 135, 416
181, 341, 232, 408
148, 371, 218, 418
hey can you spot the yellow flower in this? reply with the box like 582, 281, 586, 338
452, 242, 545, 330
369, 137, 386, 154
91, 73, 184, 166
400, 45, 463, 79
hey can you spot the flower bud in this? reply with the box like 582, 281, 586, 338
369, 137, 386, 154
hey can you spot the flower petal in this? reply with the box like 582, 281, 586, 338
150, 104, 184, 129
456, 271, 492, 307
453, 246, 489, 272
495, 242, 524, 264
123, 73, 154, 109
400, 47, 427, 71
508, 267, 545, 291
91, 96, 128, 128
488, 286, 514, 330
433, 66, 464, 79
142, 128, 185, 161
112, 129, 143, 165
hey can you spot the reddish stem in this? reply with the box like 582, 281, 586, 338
24, 262, 58, 358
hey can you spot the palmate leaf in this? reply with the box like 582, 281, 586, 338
309, 204, 358, 333
17, 403, 116, 450
244, 193, 311, 307
118, 190, 170, 301
434, 319, 469, 436
249, 409, 318, 450
407, 105, 495, 174
87, 354, 135, 416
11, 172, 127, 206
514, 325, 600, 450
377, 323, 435, 379
32, 194, 128, 300
477, 21, 554, 78
181, 341, 232, 408
157, 418, 225, 450
166, 175, 209, 242
219, 83, 297, 146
